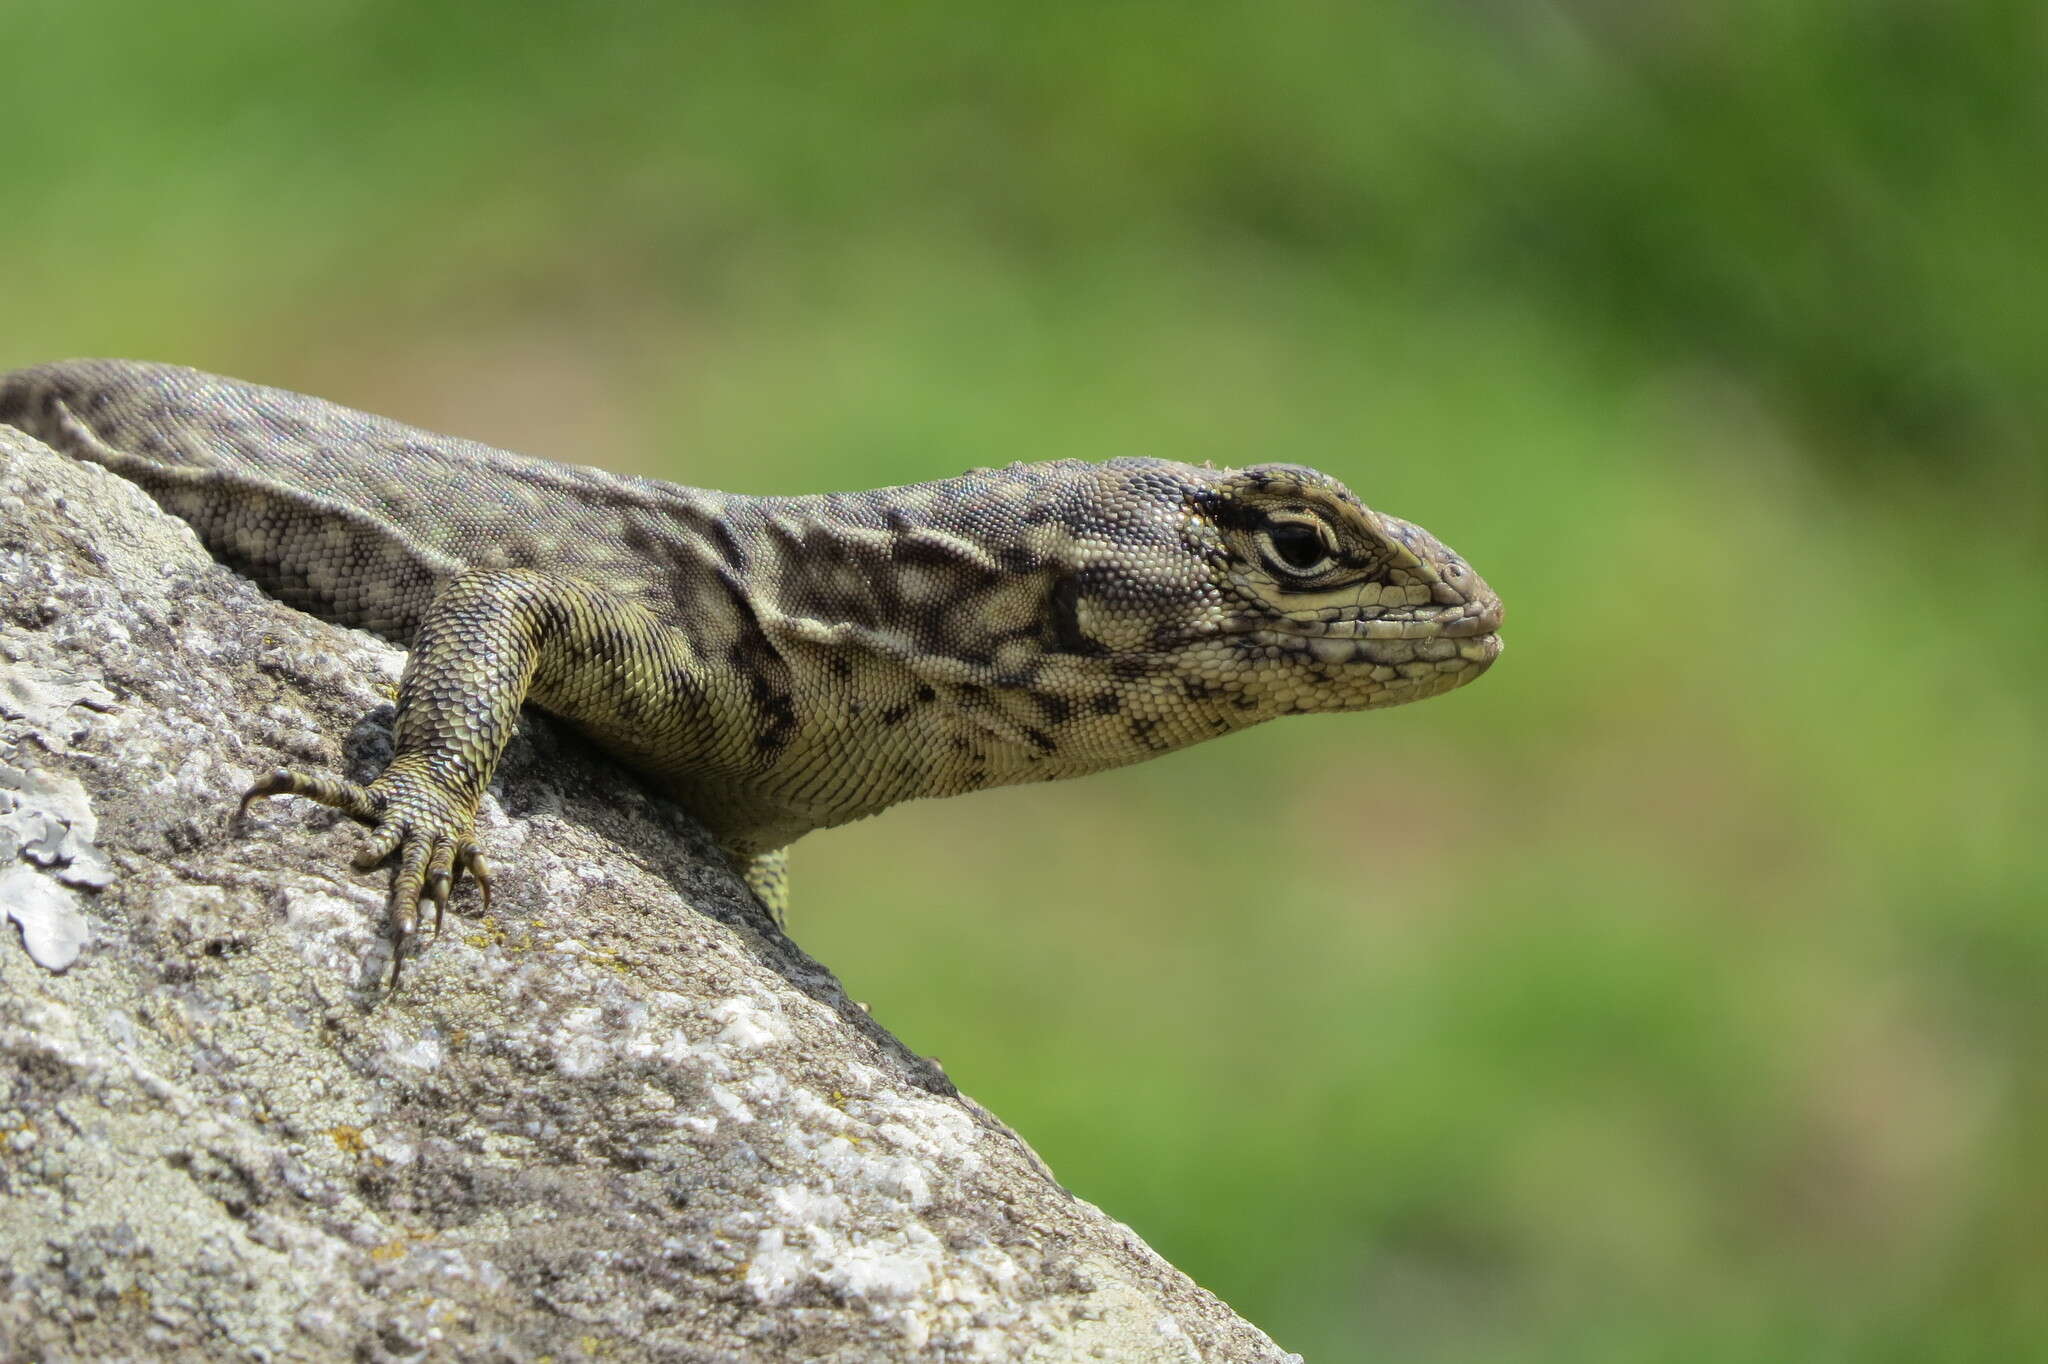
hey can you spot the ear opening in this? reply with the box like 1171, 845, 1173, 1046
1046, 571, 1103, 655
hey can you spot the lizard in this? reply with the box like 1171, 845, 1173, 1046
0, 359, 1505, 984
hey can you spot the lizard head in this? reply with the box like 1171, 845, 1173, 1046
1051, 459, 1503, 720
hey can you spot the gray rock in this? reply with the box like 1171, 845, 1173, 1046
0, 423, 1299, 1362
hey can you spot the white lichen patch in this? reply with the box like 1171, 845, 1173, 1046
855, 1088, 987, 1172
709, 993, 791, 1051
281, 886, 382, 974
549, 1005, 616, 1077
0, 865, 89, 970
380, 1029, 445, 1073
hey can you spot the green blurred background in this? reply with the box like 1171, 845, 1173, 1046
8, 1, 2044, 1356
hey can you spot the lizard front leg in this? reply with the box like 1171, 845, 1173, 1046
244, 568, 720, 987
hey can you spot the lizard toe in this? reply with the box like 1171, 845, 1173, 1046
457, 840, 493, 915
240, 768, 382, 823
424, 840, 457, 938
355, 823, 405, 870
384, 836, 435, 988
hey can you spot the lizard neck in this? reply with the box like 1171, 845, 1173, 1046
670, 478, 1269, 846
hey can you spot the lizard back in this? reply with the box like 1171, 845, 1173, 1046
0, 359, 737, 638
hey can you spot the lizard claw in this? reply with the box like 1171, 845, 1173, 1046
241, 761, 486, 989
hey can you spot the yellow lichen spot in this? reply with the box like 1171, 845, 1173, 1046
327, 1124, 369, 1154
119, 1284, 151, 1311
369, 1229, 437, 1262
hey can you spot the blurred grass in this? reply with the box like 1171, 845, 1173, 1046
6, 1, 2044, 1357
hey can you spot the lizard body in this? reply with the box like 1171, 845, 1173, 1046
0, 359, 1503, 980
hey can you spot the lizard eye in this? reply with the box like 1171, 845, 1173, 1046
1261, 519, 1334, 577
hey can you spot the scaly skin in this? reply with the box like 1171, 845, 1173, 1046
0, 360, 1505, 983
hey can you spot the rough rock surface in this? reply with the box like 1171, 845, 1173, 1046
0, 424, 1300, 1363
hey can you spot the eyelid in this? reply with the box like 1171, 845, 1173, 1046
1267, 510, 1334, 538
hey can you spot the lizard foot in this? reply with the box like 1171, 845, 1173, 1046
241, 765, 493, 988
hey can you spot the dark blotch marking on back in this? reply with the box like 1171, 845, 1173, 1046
915, 684, 937, 704
783, 574, 852, 626
707, 517, 752, 572
618, 516, 661, 558
880, 703, 912, 726
889, 524, 1002, 588
1035, 693, 1072, 725
1090, 692, 1121, 715
1129, 716, 1167, 752
1023, 728, 1056, 755
828, 656, 853, 680
995, 545, 1040, 575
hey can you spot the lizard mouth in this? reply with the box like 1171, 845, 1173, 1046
1215, 597, 1504, 673
1310, 600, 1503, 641
1215, 596, 1504, 642
1270, 627, 1502, 669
